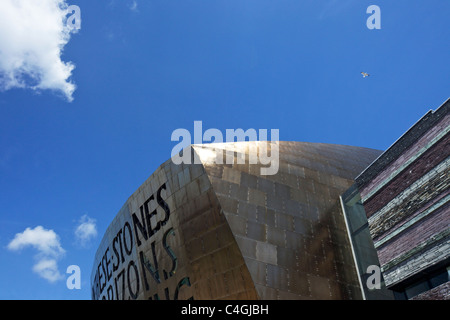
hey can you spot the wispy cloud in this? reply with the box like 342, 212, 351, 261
74, 215, 97, 247
7, 226, 65, 283
0, 0, 79, 101
108, 0, 139, 12
129, 1, 138, 12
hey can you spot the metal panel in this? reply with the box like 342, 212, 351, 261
91, 142, 381, 300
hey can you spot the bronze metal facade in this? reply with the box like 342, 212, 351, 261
90, 141, 381, 300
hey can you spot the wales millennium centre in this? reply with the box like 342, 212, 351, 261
91, 98, 449, 300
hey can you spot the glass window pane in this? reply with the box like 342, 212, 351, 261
429, 270, 449, 288
405, 281, 429, 299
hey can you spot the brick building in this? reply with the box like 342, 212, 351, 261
342, 98, 449, 299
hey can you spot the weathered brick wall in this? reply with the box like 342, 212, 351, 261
411, 282, 450, 300
362, 133, 449, 218
354, 100, 450, 291
377, 206, 448, 266
368, 161, 449, 242
382, 236, 449, 287
359, 113, 450, 203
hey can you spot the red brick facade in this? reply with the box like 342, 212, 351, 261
354, 99, 449, 299
411, 282, 450, 300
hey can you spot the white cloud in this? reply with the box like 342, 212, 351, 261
0, 0, 79, 102
32, 258, 64, 283
7, 226, 65, 282
74, 215, 97, 247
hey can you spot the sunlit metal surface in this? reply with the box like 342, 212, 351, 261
91, 141, 381, 300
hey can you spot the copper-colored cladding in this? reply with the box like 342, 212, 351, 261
91, 141, 381, 300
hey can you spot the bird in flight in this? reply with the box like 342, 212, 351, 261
361, 72, 370, 78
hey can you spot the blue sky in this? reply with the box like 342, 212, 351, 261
0, 1, 448, 299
